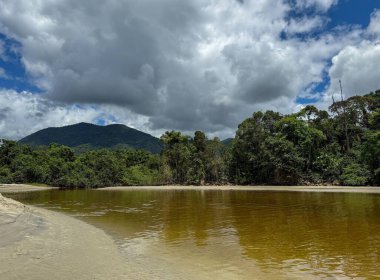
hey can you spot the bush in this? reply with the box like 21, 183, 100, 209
122, 165, 158, 186
340, 163, 371, 186
0, 166, 12, 183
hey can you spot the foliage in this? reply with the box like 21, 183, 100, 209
0, 143, 161, 188
230, 92, 379, 186
122, 165, 158, 186
314, 143, 342, 181
361, 130, 380, 185
0, 91, 379, 187
340, 163, 371, 186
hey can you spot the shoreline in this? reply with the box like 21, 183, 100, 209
1, 183, 379, 194
100, 185, 380, 193
0, 184, 55, 194
0, 193, 131, 280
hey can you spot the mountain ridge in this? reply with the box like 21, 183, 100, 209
19, 122, 163, 153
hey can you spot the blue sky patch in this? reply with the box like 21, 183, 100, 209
327, 0, 379, 28
0, 33, 42, 93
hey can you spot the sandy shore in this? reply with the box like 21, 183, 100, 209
0, 193, 134, 280
2, 183, 379, 194
100, 185, 380, 193
0, 184, 55, 193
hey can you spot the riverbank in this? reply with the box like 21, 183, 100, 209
1, 183, 379, 194
0, 193, 132, 280
0, 184, 55, 193
100, 185, 380, 193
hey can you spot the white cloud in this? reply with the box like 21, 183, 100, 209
0, 89, 169, 140
0, 0, 378, 139
294, 0, 338, 12
328, 43, 380, 98
0, 90, 101, 139
323, 11, 380, 100
368, 9, 380, 38
286, 16, 325, 34
0, 67, 6, 77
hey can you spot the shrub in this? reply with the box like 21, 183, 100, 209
340, 163, 371, 186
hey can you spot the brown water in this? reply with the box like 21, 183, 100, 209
8, 189, 380, 279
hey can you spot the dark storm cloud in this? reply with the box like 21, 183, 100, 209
0, 0, 379, 139
34, 0, 206, 116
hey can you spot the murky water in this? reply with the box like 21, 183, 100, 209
8, 189, 380, 279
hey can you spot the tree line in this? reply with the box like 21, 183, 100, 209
0, 91, 379, 187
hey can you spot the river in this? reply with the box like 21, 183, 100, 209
8, 188, 380, 279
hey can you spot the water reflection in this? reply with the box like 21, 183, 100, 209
9, 189, 380, 279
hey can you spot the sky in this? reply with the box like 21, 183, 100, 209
0, 0, 379, 140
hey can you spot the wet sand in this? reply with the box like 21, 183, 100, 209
0, 184, 55, 193
101, 185, 380, 193
0, 192, 132, 280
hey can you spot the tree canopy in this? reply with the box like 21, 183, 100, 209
1, 91, 379, 187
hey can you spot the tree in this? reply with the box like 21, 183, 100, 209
204, 138, 229, 184
276, 115, 326, 171
362, 130, 380, 185
160, 131, 192, 184
231, 111, 293, 184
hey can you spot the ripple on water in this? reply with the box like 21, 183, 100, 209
8, 189, 380, 280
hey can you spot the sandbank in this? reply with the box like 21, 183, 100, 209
0, 193, 133, 280
0, 184, 55, 193
100, 185, 380, 193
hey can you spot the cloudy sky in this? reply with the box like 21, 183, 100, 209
0, 0, 379, 140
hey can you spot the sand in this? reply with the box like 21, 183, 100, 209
0, 193, 134, 280
100, 184, 380, 193
0, 184, 55, 193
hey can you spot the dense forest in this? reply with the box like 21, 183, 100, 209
0, 91, 379, 187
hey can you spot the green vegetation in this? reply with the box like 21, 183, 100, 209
1, 91, 379, 188
19, 122, 163, 154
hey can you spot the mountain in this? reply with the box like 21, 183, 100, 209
19, 122, 162, 153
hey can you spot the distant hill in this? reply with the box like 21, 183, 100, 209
19, 122, 162, 153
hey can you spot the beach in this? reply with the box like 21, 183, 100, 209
0, 188, 131, 280
0, 184, 54, 193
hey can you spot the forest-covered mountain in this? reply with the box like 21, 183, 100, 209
19, 122, 162, 153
